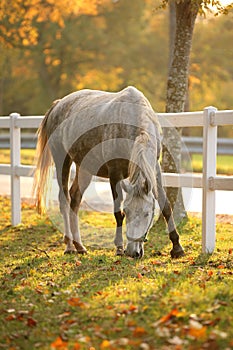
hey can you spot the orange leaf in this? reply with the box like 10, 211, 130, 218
50, 336, 68, 349
208, 270, 214, 276
128, 304, 138, 312
229, 248, 232, 255
137, 273, 143, 279
67, 297, 81, 306
159, 308, 179, 324
151, 260, 162, 265
127, 319, 136, 327
189, 326, 207, 339
106, 305, 113, 310
5, 314, 16, 321
133, 326, 147, 337
73, 343, 81, 350
217, 265, 225, 269
67, 297, 88, 309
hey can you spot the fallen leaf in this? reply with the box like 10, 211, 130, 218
158, 308, 180, 324
27, 317, 37, 327
189, 319, 203, 329
128, 304, 138, 313
117, 338, 129, 346
155, 327, 171, 337
78, 336, 91, 343
114, 260, 121, 265
188, 320, 207, 339
50, 336, 68, 349
168, 335, 183, 345
140, 343, 150, 350
58, 312, 71, 319
5, 314, 16, 321
137, 273, 143, 279
67, 297, 89, 309
133, 326, 147, 337
6, 308, 15, 313
127, 319, 137, 327
151, 260, 162, 265
100, 339, 111, 348
211, 330, 228, 339
67, 297, 81, 306
217, 264, 225, 269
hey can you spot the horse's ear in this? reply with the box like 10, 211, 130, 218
121, 179, 133, 194
143, 178, 152, 195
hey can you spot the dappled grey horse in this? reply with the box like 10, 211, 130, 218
33, 86, 184, 258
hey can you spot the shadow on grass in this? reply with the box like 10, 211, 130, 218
1, 210, 232, 349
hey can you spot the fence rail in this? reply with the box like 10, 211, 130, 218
0, 108, 233, 254
1, 133, 233, 155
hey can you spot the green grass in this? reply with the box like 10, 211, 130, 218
1, 149, 233, 174
190, 154, 233, 175
0, 196, 233, 350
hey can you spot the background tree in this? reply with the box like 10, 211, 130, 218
0, 0, 232, 136
160, 0, 233, 221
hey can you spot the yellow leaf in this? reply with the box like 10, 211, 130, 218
100, 340, 111, 349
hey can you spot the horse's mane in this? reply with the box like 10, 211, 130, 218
128, 131, 157, 197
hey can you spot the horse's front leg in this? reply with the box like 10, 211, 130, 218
113, 211, 125, 256
155, 162, 185, 258
110, 177, 125, 256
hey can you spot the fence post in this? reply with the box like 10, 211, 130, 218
10, 113, 21, 225
202, 106, 217, 253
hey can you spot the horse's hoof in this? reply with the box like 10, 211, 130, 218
116, 247, 124, 256
64, 249, 76, 255
73, 241, 88, 254
170, 245, 185, 259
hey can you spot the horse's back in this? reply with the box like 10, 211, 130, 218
45, 86, 160, 156
48, 86, 154, 124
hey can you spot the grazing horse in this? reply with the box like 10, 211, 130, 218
33, 86, 184, 259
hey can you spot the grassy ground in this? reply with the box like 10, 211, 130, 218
189, 154, 233, 175
1, 149, 233, 175
0, 196, 233, 350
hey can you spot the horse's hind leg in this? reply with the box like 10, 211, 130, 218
69, 166, 92, 254
155, 162, 185, 258
52, 148, 75, 253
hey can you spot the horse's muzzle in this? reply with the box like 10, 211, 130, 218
125, 242, 144, 259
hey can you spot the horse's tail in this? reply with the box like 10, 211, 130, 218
32, 100, 59, 214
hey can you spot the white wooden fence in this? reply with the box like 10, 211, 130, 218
0, 107, 233, 253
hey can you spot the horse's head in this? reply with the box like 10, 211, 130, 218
121, 178, 155, 258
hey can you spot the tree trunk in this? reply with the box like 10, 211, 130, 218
162, 0, 200, 222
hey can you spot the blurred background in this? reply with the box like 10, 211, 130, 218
0, 0, 232, 140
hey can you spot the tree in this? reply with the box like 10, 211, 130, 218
1, 0, 170, 115
160, 0, 233, 221
0, 0, 103, 47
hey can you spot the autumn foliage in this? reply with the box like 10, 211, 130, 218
0, 0, 105, 47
